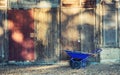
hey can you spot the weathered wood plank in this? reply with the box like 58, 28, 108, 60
0, 10, 5, 62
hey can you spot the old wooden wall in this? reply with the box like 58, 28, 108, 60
0, 0, 99, 63
0, 0, 120, 63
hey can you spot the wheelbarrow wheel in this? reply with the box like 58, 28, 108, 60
70, 60, 81, 69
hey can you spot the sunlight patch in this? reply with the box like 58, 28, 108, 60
0, 26, 4, 36
11, 30, 24, 43
38, 1, 52, 8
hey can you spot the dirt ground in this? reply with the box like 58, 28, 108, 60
0, 61, 120, 75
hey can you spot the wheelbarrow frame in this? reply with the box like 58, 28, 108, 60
65, 48, 102, 69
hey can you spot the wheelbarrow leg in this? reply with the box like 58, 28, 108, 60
82, 59, 91, 68
81, 60, 87, 68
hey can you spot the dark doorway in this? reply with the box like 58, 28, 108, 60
7, 9, 35, 61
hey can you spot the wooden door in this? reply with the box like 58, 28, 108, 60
7, 9, 35, 61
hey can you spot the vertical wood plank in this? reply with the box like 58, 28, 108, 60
0, 10, 5, 61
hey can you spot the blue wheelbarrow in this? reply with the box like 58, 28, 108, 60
65, 48, 102, 69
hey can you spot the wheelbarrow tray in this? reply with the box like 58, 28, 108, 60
65, 50, 90, 60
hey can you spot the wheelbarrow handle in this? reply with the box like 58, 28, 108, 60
92, 48, 102, 54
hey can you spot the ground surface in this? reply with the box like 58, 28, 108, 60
0, 61, 120, 75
